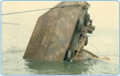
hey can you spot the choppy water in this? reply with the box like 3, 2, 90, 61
2, 28, 119, 75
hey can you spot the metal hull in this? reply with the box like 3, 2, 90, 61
23, 1, 90, 61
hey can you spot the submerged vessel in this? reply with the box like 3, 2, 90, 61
23, 1, 97, 62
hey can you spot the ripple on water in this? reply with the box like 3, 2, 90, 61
2, 47, 119, 75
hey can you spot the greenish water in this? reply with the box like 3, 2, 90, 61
2, 1, 119, 75
2, 2, 119, 74
2, 28, 119, 75
2, 49, 119, 75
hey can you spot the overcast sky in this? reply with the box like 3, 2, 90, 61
2, 1, 119, 29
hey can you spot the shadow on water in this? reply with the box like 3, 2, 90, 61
25, 59, 98, 75
2, 47, 97, 75
2, 47, 119, 75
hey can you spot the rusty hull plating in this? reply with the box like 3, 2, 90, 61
23, 1, 96, 62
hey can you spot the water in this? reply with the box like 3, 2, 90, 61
2, 1, 119, 75
2, 28, 119, 75
2, 47, 119, 75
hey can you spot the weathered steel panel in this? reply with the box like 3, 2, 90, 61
23, 1, 89, 61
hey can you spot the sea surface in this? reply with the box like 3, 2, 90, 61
2, 27, 119, 75
2, 1, 119, 75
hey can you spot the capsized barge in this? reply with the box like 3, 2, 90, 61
23, 1, 98, 62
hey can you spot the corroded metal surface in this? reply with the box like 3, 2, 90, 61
23, 1, 92, 61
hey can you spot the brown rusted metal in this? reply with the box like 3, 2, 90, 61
23, 1, 96, 62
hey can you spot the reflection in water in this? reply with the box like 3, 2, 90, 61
2, 46, 119, 75
25, 59, 100, 75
